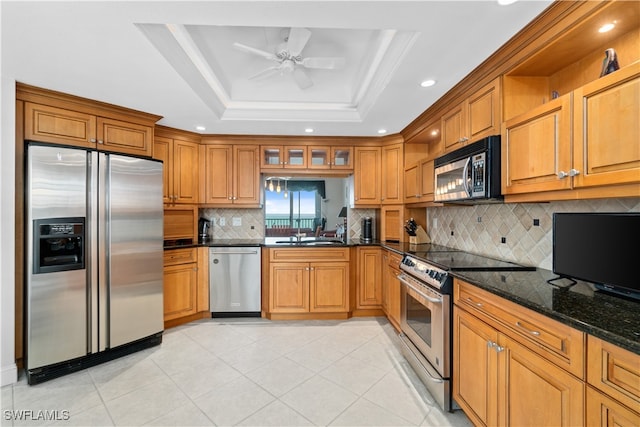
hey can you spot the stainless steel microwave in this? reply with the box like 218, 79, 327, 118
434, 136, 502, 203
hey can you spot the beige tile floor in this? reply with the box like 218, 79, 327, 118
1, 317, 473, 427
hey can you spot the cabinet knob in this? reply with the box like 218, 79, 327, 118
228, 196, 233, 200
89, 138, 97, 143
569, 168, 580, 177
557, 170, 569, 179
97, 140, 104, 144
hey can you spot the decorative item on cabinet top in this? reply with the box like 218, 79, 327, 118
600, 48, 620, 77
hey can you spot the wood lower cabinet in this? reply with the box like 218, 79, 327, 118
453, 278, 586, 427
356, 247, 382, 310
266, 248, 349, 318
163, 247, 209, 327
587, 335, 640, 422
381, 250, 402, 330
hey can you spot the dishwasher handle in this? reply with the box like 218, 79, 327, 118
210, 249, 259, 255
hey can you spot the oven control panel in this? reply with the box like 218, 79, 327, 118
400, 255, 450, 291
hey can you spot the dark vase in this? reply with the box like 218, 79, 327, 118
600, 48, 620, 77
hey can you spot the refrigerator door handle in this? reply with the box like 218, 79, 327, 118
98, 152, 109, 351
88, 151, 99, 354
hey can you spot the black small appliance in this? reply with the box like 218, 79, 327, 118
361, 217, 373, 242
198, 217, 210, 242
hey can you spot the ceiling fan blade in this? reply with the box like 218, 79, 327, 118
233, 42, 277, 61
301, 57, 346, 70
292, 67, 313, 89
287, 28, 311, 56
248, 65, 281, 80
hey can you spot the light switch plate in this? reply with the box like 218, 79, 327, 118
232, 217, 242, 226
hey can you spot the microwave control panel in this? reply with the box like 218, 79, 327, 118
471, 153, 486, 197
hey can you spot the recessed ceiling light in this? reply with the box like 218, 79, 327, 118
598, 22, 616, 33
378, 129, 387, 134
420, 79, 436, 88
497, 0, 518, 5
431, 130, 439, 136
304, 128, 314, 133
195, 125, 206, 131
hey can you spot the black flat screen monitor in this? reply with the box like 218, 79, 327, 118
553, 212, 639, 300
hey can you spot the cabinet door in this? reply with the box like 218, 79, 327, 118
573, 63, 640, 189
419, 159, 435, 200
308, 146, 331, 169
381, 252, 390, 314
201, 145, 233, 204
442, 103, 467, 153
501, 334, 584, 427
331, 147, 353, 170
357, 247, 382, 308
284, 147, 307, 169
468, 78, 501, 142
353, 147, 381, 205
24, 102, 96, 148
404, 163, 420, 203
453, 307, 499, 427
380, 205, 404, 242
381, 143, 403, 204
163, 262, 197, 321
173, 139, 199, 204
309, 262, 349, 313
234, 145, 260, 205
502, 94, 572, 195
270, 263, 309, 313
387, 265, 401, 329
153, 136, 173, 204
586, 386, 640, 427
261, 146, 283, 168
97, 117, 153, 157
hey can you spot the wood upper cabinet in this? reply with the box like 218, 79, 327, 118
267, 248, 350, 316
261, 145, 307, 169
442, 78, 501, 153
307, 146, 353, 170
381, 143, 403, 204
24, 101, 155, 157
454, 278, 586, 427
404, 159, 435, 203
153, 133, 199, 204
200, 144, 260, 206
352, 147, 381, 206
572, 62, 640, 189
502, 94, 573, 195
356, 247, 382, 309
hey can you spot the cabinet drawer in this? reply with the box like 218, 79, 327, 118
269, 247, 350, 262
164, 248, 197, 266
587, 335, 640, 412
455, 279, 585, 378
387, 252, 402, 268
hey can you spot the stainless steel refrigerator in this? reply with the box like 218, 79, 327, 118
25, 143, 164, 384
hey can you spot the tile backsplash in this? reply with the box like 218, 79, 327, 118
200, 197, 640, 271
426, 197, 640, 270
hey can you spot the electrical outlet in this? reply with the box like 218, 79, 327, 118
433, 218, 438, 229
232, 217, 242, 226
501, 237, 506, 244
533, 218, 540, 226
219, 217, 226, 226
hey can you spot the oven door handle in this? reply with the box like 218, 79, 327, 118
397, 274, 443, 304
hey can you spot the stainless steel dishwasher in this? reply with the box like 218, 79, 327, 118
209, 246, 261, 317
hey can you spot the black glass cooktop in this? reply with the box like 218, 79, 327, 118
413, 251, 535, 272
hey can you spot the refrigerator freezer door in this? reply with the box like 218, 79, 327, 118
26, 145, 88, 369
103, 153, 164, 348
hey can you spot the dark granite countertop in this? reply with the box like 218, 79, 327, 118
452, 269, 640, 355
163, 238, 638, 354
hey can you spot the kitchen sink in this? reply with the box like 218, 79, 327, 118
274, 238, 345, 245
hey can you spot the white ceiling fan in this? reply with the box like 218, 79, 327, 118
233, 27, 346, 89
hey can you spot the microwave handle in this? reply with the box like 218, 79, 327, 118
462, 157, 472, 197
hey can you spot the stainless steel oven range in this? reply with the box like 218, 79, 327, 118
397, 254, 454, 412
397, 251, 535, 412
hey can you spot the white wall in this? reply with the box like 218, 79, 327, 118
1, 73, 18, 385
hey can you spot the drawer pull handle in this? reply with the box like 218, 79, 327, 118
516, 321, 541, 336
466, 297, 483, 308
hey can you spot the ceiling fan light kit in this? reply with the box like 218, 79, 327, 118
234, 27, 346, 89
